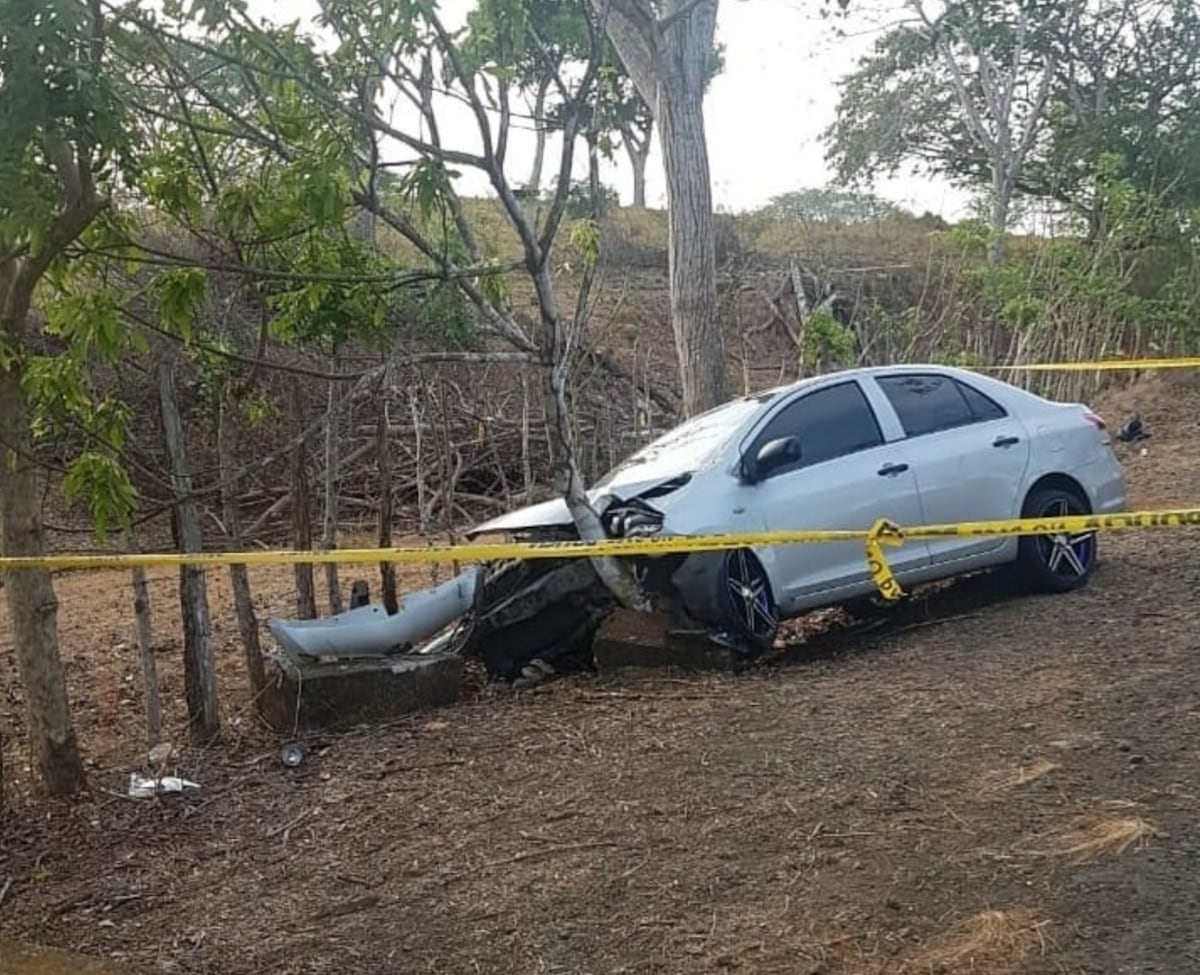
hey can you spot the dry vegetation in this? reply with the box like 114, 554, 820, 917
904, 908, 1054, 974
1029, 813, 1162, 864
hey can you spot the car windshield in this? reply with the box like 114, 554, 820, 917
594, 392, 776, 488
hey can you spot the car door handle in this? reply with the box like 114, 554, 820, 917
877, 462, 909, 477
993, 435, 1021, 448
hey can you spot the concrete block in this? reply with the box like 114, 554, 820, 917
265, 652, 462, 731
592, 608, 736, 674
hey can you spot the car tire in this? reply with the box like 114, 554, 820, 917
717, 548, 779, 653
1015, 484, 1097, 594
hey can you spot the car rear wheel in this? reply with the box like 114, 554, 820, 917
1016, 485, 1097, 593
717, 549, 779, 652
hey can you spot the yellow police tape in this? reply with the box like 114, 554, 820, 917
2, 507, 1198, 603
981, 356, 1200, 373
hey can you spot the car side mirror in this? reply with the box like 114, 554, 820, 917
742, 435, 801, 483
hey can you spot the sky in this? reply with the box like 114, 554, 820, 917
253, 0, 971, 219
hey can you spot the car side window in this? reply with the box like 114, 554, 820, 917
752, 381, 883, 475
877, 373, 993, 437
954, 379, 1007, 421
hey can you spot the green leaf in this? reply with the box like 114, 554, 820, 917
155, 267, 208, 340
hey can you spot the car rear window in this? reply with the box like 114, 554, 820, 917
877, 373, 1004, 437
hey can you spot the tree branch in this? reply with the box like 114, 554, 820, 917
596, 0, 659, 106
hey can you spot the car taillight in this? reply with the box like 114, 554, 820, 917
1083, 411, 1106, 431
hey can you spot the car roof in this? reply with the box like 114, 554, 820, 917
753, 363, 994, 401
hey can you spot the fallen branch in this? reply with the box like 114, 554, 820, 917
892, 613, 982, 635
266, 807, 313, 839
377, 758, 467, 776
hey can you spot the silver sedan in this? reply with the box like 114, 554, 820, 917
468, 364, 1126, 668
270, 365, 1126, 682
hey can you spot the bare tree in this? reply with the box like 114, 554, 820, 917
911, 0, 1062, 265
217, 385, 268, 705
158, 356, 220, 742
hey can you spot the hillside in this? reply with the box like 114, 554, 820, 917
34, 204, 1138, 555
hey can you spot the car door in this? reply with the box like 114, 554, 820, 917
738, 379, 932, 613
871, 372, 1032, 564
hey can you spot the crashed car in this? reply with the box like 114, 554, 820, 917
269, 364, 1127, 680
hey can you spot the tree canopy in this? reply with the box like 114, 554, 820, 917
758, 187, 901, 224
826, 0, 1200, 234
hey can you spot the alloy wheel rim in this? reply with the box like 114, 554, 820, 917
725, 549, 777, 640
1035, 497, 1095, 578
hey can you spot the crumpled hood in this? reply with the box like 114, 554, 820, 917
466, 474, 688, 538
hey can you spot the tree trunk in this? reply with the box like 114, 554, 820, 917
288, 378, 317, 619
528, 246, 643, 607
629, 143, 648, 208
520, 371, 534, 499
0, 365, 87, 796
376, 396, 398, 615
604, 0, 726, 417
129, 561, 161, 747
621, 118, 652, 208
217, 387, 267, 704
158, 357, 220, 743
658, 72, 724, 414
988, 178, 1010, 267
321, 374, 343, 615
527, 77, 550, 195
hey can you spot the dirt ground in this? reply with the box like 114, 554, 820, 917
2, 374, 1200, 975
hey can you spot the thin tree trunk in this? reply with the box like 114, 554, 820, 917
520, 370, 534, 498
0, 365, 87, 795
988, 181, 1010, 267
218, 387, 267, 703
409, 386, 429, 535
129, 562, 161, 747
528, 245, 643, 608
321, 372, 343, 615
527, 77, 550, 195
376, 396, 398, 615
630, 146, 648, 208
621, 119, 651, 209
288, 378, 317, 619
158, 357, 220, 743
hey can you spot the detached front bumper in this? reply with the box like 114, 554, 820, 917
267, 567, 482, 660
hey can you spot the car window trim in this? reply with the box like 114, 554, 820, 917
741, 379, 886, 479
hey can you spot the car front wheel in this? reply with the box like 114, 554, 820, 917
717, 548, 779, 653
1016, 485, 1097, 593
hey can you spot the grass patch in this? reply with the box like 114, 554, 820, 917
1035, 814, 1161, 864
979, 758, 1061, 794
905, 907, 1052, 973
